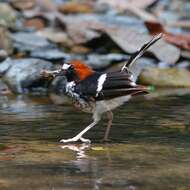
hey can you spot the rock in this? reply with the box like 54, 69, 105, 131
11, 32, 55, 52
30, 48, 70, 61
0, 58, 12, 76
139, 68, 190, 87
104, 27, 180, 64
176, 61, 190, 69
86, 53, 129, 69
37, 29, 73, 46
1, 58, 53, 93
58, 2, 94, 14
70, 45, 91, 54
0, 49, 8, 61
145, 88, 190, 100
0, 3, 16, 27
0, 27, 13, 55
58, 14, 180, 63
157, 62, 171, 68
0, 79, 11, 95
24, 17, 47, 30
10, 0, 36, 11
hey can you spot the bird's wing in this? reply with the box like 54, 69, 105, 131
75, 71, 148, 101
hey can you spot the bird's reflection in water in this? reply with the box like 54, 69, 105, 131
60, 143, 91, 159
60, 143, 104, 190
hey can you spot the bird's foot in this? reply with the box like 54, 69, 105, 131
60, 136, 91, 144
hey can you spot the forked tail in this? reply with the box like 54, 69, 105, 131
121, 33, 162, 71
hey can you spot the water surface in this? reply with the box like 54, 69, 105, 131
0, 89, 190, 190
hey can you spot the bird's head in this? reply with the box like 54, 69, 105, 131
41, 60, 94, 82
61, 60, 94, 82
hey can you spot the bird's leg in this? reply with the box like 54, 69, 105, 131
103, 111, 113, 142
60, 115, 100, 143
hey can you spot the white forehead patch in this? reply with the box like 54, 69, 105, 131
62, 63, 71, 70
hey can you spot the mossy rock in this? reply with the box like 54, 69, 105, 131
139, 68, 190, 87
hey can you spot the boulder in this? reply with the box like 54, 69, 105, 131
0, 79, 11, 95
11, 32, 55, 52
30, 48, 70, 61
139, 68, 190, 87
0, 27, 13, 55
0, 58, 53, 93
0, 3, 16, 27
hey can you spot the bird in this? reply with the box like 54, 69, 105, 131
41, 34, 162, 143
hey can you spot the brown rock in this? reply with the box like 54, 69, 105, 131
58, 2, 94, 14
24, 18, 47, 30
10, 0, 36, 10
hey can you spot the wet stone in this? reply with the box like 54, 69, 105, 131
30, 48, 70, 61
0, 79, 11, 95
0, 27, 13, 55
86, 53, 129, 69
11, 32, 55, 52
0, 49, 8, 61
10, 0, 36, 11
139, 67, 190, 87
0, 58, 12, 76
0, 3, 16, 27
1, 58, 53, 93
176, 61, 190, 69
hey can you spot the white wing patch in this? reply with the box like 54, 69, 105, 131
96, 74, 107, 97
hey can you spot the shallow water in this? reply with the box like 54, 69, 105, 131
0, 89, 190, 190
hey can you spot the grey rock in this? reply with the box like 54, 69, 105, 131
86, 53, 129, 69
11, 32, 55, 52
157, 62, 172, 68
0, 58, 12, 76
176, 61, 190, 69
0, 27, 13, 55
0, 78, 11, 95
0, 49, 8, 61
30, 48, 70, 61
0, 3, 16, 27
2, 58, 53, 93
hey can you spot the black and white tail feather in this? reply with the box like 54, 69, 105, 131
121, 33, 163, 71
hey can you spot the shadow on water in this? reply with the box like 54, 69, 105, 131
0, 89, 190, 190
